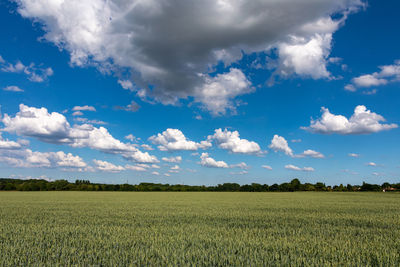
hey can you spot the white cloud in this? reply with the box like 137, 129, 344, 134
342, 169, 358, 175
70, 125, 133, 153
270, 14, 358, 83
348, 153, 360, 158
121, 150, 159, 164
17, 138, 30, 146
171, 165, 180, 170
115, 101, 140, 112
118, 79, 134, 90
53, 151, 87, 168
74, 117, 108, 125
1, 61, 24, 72
344, 84, 356, 92
3, 86, 24, 92
208, 128, 262, 155
169, 164, 180, 173
346, 60, 400, 91
194, 69, 253, 115
303, 105, 398, 134
152, 171, 160, 175
125, 134, 136, 142
162, 156, 182, 163
0, 56, 53, 82
14, 0, 363, 114
230, 162, 249, 169
0, 149, 50, 168
72, 105, 96, 112
295, 149, 325, 158
269, 135, 324, 158
149, 128, 211, 151
269, 135, 293, 156
2, 104, 158, 163
141, 144, 153, 150
2, 104, 73, 144
125, 163, 159, 171
329, 57, 342, 64
0, 148, 87, 170
72, 111, 83, 116
291, 139, 302, 143
275, 32, 333, 80
125, 101, 140, 112
285, 164, 314, 172
164, 173, 171, 177
199, 153, 229, 168
0, 140, 21, 150
230, 170, 248, 175
352, 74, 387, 87
262, 165, 272, 170
0, 134, 22, 150
366, 162, 377, 167
93, 159, 125, 172
362, 89, 377, 95
125, 164, 147, 172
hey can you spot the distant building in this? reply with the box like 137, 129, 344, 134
383, 187, 397, 192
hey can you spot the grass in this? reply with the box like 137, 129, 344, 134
0, 192, 399, 266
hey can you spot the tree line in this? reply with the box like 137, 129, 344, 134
0, 178, 399, 192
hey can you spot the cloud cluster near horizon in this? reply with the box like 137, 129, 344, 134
1, 104, 158, 163
0, 103, 396, 176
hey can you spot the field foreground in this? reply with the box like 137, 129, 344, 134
0, 192, 399, 266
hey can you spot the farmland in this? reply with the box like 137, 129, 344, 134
0, 192, 399, 266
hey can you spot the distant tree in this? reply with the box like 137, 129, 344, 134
361, 182, 381, 191
278, 183, 290, 192
52, 180, 70, 190
269, 184, 279, 191
4, 183, 16, 190
240, 184, 253, 192
290, 179, 301, 191
251, 183, 263, 192
333, 184, 347, 192
75, 179, 90, 185
315, 182, 326, 191
217, 183, 240, 191
0, 177, 398, 192
304, 183, 315, 191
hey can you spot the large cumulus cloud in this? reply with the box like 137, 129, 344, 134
15, 0, 363, 114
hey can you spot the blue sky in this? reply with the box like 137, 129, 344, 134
0, 0, 399, 185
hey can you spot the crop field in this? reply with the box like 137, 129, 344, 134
0, 192, 399, 266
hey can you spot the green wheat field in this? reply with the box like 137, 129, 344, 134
0, 192, 399, 266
